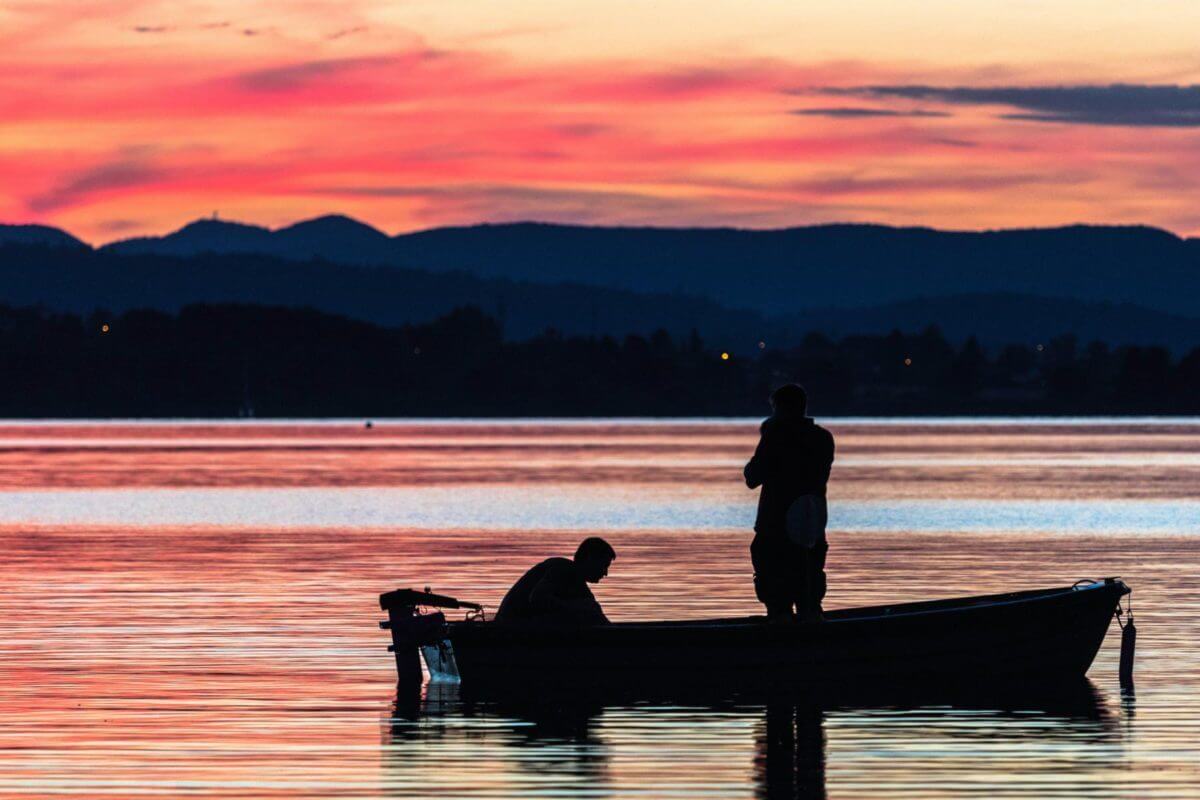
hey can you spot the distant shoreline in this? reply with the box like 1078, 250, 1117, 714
4, 301, 1199, 417
3, 416, 1199, 424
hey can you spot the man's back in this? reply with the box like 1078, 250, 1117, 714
744, 415, 835, 535
494, 557, 608, 624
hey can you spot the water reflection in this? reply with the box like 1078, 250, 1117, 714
2, 420, 1194, 798
755, 701, 826, 799
385, 680, 1117, 799
387, 684, 612, 797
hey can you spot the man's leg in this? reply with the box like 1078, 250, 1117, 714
791, 542, 828, 622
791, 544, 811, 620
752, 534, 793, 621
807, 541, 829, 619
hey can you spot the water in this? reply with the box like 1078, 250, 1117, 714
0, 419, 1197, 798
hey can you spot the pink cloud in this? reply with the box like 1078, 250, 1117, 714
27, 157, 168, 213
2, 20, 1198, 238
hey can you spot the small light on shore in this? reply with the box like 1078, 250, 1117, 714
1036, 343, 1045, 352
100, 324, 110, 333
720, 352, 730, 361
904, 357, 912, 366
757, 341, 766, 350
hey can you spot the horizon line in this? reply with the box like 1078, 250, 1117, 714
1, 214, 1190, 249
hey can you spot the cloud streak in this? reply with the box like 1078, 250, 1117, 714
326, 26, 367, 41
130, 21, 233, 34
783, 170, 1087, 196
28, 155, 169, 213
791, 107, 951, 119
829, 84, 1200, 127
236, 55, 412, 91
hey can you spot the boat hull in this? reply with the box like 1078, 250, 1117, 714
440, 581, 1128, 689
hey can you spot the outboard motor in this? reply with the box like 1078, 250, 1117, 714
379, 588, 482, 688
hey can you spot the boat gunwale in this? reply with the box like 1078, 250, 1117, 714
447, 580, 1128, 636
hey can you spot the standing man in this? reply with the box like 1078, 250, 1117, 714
744, 384, 835, 623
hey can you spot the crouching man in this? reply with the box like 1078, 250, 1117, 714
494, 537, 616, 624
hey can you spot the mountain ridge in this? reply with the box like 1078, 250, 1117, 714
0, 223, 88, 250
3, 240, 1200, 351
87, 215, 1200, 316
6, 215, 1200, 333
7, 215, 1192, 251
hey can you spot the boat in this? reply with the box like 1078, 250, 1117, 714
378, 578, 1131, 690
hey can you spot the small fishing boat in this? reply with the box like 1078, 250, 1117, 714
379, 579, 1132, 690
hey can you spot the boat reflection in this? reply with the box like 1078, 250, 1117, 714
384, 680, 1117, 799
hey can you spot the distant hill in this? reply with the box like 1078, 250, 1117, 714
107, 215, 395, 264
7, 215, 1200, 351
0, 223, 87, 250
391, 223, 1200, 317
109, 218, 274, 257
99, 217, 1200, 317
0, 243, 765, 344
783, 293, 1200, 351
4, 242, 1200, 351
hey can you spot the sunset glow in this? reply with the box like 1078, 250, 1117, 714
3, 0, 1200, 241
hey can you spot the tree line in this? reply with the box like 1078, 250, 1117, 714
1, 302, 1198, 416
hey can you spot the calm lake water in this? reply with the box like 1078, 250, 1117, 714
0, 418, 1197, 798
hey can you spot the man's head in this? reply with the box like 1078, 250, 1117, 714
573, 536, 616, 583
770, 383, 808, 416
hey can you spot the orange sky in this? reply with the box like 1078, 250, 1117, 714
3, 0, 1200, 242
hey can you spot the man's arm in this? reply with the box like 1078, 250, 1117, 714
528, 564, 608, 623
577, 599, 609, 625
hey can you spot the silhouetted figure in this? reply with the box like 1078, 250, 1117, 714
495, 537, 616, 624
745, 384, 835, 623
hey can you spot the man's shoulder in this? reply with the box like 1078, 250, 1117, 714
802, 420, 835, 456
518, 556, 569, 580
537, 557, 579, 578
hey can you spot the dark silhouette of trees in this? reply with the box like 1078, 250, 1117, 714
2, 302, 1200, 416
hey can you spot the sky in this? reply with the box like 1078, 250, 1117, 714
3, 0, 1200, 243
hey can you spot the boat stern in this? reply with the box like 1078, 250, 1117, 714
379, 588, 479, 686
